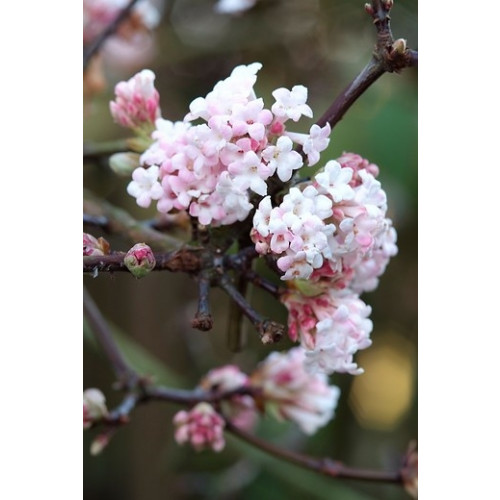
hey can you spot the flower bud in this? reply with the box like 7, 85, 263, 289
173, 403, 226, 452
90, 433, 111, 456
124, 243, 156, 278
109, 152, 141, 177
392, 38, 407, 55
83, 388, 108, 428
83, 233, 110, 256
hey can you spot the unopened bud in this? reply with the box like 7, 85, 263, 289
383, 0, 394, 10
364, 3, 374, 15
124, 243, 156, 278
401, 441, 418, 499
392, 38, 407, 54
109, 152, 141, 177
83, 388, 108, 428
90, 433, 111, 456
83, 233, 110, 256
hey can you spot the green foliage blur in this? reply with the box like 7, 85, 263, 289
84, 1, 417, 499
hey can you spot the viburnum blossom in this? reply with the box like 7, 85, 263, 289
110, 69, 161, 131
198, 365, 257, 431
250, 347, 340, 434
113, 63, 332, 226
83, 388, 108, 429
282, 289, 373, 375
173, 403, 226, 452
251, 154, 397, 289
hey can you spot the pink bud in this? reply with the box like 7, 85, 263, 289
124, 243, 156, 278
83, 233, 110, 257
83, 388, 108, 429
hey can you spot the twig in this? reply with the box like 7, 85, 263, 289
225, 421, 402, 484
83, 189, 183, 251
315, 0, 417, 131
83, 139, 130, 161
191, 272, 214, 331
84, 213, 109, 230
83, 0, 141, 71
83, 287, 138, 387
83, 248, 203, 275
218, 275, 285, 345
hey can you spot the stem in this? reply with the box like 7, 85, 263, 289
83, 139, 130, 161
315, 58, 385, 130
225, 421, 402, 484
219, 275, 285, 344
83, 248, 203, 274
83, 189, 183, 251
83, 0, 141, 71
83, 287, 137, 386
191, 272, 214, 331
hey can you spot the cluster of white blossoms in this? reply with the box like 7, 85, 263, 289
108, 64, 397, 378
251, 152, 398, 375
111, 63, 330, 225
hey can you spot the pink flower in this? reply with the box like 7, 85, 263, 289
336, 151, 380, 186
127, 166, 164, 208
303, 123, 331, 166
271, 85, 313, 122
173, 403, 226, 452
250, 347, 340, 434
110, 69, 160, 131
83, 233, 110, 256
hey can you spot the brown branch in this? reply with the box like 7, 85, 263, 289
225, 421, 402, 484
83, 189, 184, 251
218, 275, 285, 345
88, 379, 402, 486
83, 0, 141, 71
83, 287, 138, 388
83, 248, 203, 275
191, 272, 214, 331
316, 0, 417, 132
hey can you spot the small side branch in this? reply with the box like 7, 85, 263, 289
83, 189, 183, 251
83, 287, 137, 387
83, 0, 141, 71
219, 275, 285, 345
191, 272, 214, 331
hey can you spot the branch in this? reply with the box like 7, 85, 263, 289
191, 272, 214, 331
83, 139, 131, 161
316, 0, 417, 131
218, 275, 285, 345
88, 379, 403, 486
83, 189, 184, 251
83, 0, 141, 71
225, 421, 402, 484
83, 287, 138, 387
83, 248, 203, 275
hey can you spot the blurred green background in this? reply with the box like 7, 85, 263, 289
83, 0, 417, 498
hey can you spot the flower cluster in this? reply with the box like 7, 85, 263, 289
250, 347, 340, 435
198, 365, 257, 431
252, 153, 397, 375
114, 63, 330, 225
83, 233, 110, 256
173, 402, 226, 452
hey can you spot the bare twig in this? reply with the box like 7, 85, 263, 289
83, 0, 141, 71
83, 189, 184, 251
83, 287, 138, 387
225, 421, 402, 484
191, 272, 214, 331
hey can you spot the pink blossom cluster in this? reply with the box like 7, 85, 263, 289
252, 153, 397, 375
282, 289, 373, 375
83, 233, 110, 256
198, 365, 257, 431
173, 402, 226, 452
83, 0, 160, 44
110, 69, 160, 132
250, 347, 340, 435
117, 63, 331, 224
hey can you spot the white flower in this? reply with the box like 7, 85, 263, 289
303, 123, 331, 166
271, 85, 313, 122
262, 136, 303, 182
127, 166, 164, 208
